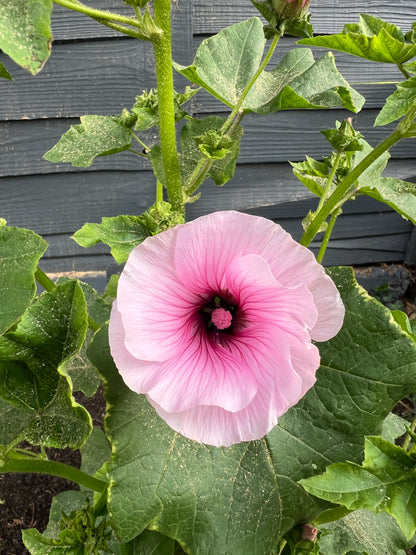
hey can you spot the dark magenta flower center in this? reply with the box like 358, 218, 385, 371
200, 295, 238, 333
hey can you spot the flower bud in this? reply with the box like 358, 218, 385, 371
272, 0, 311, 21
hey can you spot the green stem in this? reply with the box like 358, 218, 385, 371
221, 31, 282, 136
300, 126, 405, 248
89, 16, 147, 40
316, 209, 340, 263
35, 266, 56, 292
156, 181, 164, 203
316, 151, 342, 214
152, 0, 184, 214
52, 0, 143, 29
1, 458, 107, 493
398, 63, 412, 80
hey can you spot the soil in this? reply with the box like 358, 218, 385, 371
1, 265, 416, 554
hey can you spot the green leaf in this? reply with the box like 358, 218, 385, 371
179, 116, 243, 186
381, 412, 408, 443
0, 0, 52, 75
359, 177, 416, 225
87, 267, 416, 552
375, 78, 416, 126
391, 310, 416, 342
57, 279, 109, 396
318, 509, 416, 555
73, 215, 151, 265
173, 17, 266, 109
44, 115, 133, 167
300, 436, 416, 539
299, 14, 416, 65
175, 22, 364, 114
121, 530, 176, 555
0, 225, 48, 335
0, 281, 91, 448
0, 62, 12, 80
80, 426, 111, 478
248, 51, 364, 114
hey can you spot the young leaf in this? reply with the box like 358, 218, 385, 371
0, 280, 91, 448
44, 115, 134, 167
0, 62, 12, 80
0, 0, 52, 75
87, 267, 416, 553
0, 226, 48, 335
299, 14, 416, 65
318, 509, 416, 555
132, 87, 199, 131
180, 116, 243, 186
73, 215, 151, 264
300, 436, 416, 539
375, 77, 416, 126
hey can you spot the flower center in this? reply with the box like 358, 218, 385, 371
199, 295, 237, 334
211, 307, 233, 330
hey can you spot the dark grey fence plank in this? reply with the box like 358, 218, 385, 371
193, 0, 416, 35
0, 171, 156, 235
0, 37, 402, 120
0, 40, 156, 120
2, 110, 415, 177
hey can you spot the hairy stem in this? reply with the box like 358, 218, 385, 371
52, 0, 143, 30
300, 127, 405, 248
35, 266, 56, 292
1, 458, 107, 493
221, 31, 282, 135
152, 0, 184, 214
316, 209, 340, 263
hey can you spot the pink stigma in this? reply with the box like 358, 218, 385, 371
211, 307, 232, 330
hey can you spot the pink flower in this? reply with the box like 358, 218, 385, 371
109, 211, 344, 447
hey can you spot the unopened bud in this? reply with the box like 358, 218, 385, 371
272, 0, 311, 21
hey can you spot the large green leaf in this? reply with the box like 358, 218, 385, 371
44, 115, 134, 167
299, 14, 416, 65
0, 280, 91, 448
0, 225, 48, 335
318, 509, 416, 555
0, 0, 52, 75
58, 279, 110, 396
87, 267, 416, 553
174, 19, 364, 114
247, 50, 364, 114
359, 177, 416, 225
375, 77, 416, 126
73, 215, 151, 264
174, 18, 266, 109
301, 436, 416, 539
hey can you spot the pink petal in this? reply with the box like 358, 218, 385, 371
116, 227, 200, 361
260, 222, 345, 341
109, 302, 163, 392
175, 211, 276, 294
224, 254, 318, 334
